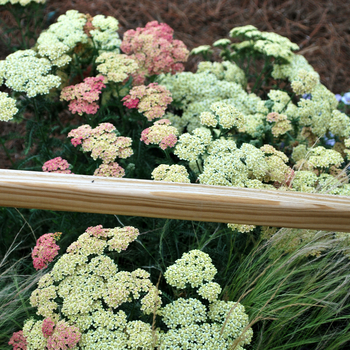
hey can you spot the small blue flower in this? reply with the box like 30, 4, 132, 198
341, 92, 350, 105
335, 94, 342, 102
302, 93, 312, 100
324, 132, 335, 146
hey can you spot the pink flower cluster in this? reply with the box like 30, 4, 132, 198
94, 162, 125, 177
85, 224, 108, 238
32, 233, 60, 270
46, 320, 81, 350
122, 83, 172, 121
68, 123, 133, 164
8, 331, 27, 350
42, 157, 72, 174
121, 21, 189, 85
141, 119, 178, 150
60, 76, 106, 116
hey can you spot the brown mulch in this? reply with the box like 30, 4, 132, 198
1, 0, 350, 93
1, 0, 350, 168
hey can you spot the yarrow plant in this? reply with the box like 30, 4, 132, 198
12, 229, 253, 350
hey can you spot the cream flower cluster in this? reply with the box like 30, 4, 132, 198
151, 164, 190, 183
36, 10, 88, 67
164, 249, 218, 289
229, 25, 299, 62
96, 52, 138, 83
0, 0, 45, 5
0, 50, 61, 97
0, 91, 18, 121
22, 225, 165, 349
160, 250, 253, 349
90, 14, 121, 53
174, 127, 212, 161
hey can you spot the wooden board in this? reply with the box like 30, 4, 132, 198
0, 169, 350, 232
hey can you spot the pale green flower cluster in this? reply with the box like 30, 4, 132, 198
198, 139, 288, 188
308, 146, 343, 169
0, 0, 45, 5
0, 91, 18, 121
272, 54, 317, 81
90, 15, 122, 53
36, 10, 88, 67
164, 249, 217, 289
190, 45, 212, 55
0, 50, 61, 97
96, 52, 138, 83
210, 101, 245, 129
159, 70, 261, 132
270, 53, 349, 139
197, 60, 247, 87
291, 69, 319, 95
229, 25, 299, 62
174, 127, 212, 161
329, 110, 350, 137
161, 250, 253, 349
151, 164, 190, 183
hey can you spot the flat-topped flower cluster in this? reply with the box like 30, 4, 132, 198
11, 227, 253, 349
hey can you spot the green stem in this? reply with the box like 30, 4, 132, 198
0, 137, 15, 167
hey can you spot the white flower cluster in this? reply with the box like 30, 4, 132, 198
0, 50, 61, 97
91, 15, 122, 53
0, 91, 18, 121
151, 164, 190, 183
36, 10, 88, 67
160, 249, 253, 349
0, 0, 45, 5
96, 52, 138, 83
229, 25, 299, 62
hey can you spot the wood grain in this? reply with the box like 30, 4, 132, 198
0, 169, 350, 232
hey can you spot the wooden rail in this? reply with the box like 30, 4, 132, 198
0, 169, 350, 232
